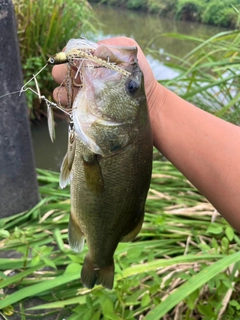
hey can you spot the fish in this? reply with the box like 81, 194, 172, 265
59, 38, 153, 289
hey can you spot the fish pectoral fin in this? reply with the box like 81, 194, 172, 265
81, 254, 114, 290
120, 213, 144, 242
68, 214, 85, 252
59, 152, 71, 189
82, 152, 104, 194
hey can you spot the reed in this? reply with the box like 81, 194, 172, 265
158, 29, 240, 124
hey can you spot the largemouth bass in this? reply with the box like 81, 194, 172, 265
60, 39, 153, 289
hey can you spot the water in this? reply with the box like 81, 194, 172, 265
31, 118, 68, 171
31, 5, 225, 171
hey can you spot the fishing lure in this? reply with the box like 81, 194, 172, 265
47, 38, 131, 77
59, 115, 76, 189
0, 37, 133, 144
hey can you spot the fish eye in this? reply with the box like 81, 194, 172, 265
126, 79, 139, 95
48, 57, 55, 65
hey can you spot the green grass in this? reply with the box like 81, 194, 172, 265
1, 161, 240, 319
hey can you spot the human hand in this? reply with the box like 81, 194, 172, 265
52, 37, 161, 116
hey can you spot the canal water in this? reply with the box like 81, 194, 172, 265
31, 5, 225, 171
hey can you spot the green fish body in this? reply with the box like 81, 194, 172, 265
60, 40, 152, 289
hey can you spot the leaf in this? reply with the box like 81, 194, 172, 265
229, 300, 240, 310
0, 229, 10, 238
215, 91, 240, 117
117, 254, 223, 280
101, 296, 114, 316
221, 237, 229, 251
53, 228, 65, 251
0, 264, 45, 290
31, 255, 40, 266
141, 293, 151, 307
64, 262, 81, 275
197, 303, 215, 318
145, 252, 240, 320
0, 272, 80, 309
207, 225, 223, 235
3, 305, 14, 316
211, 238, 219, 250
28, 295, 87, 310
43, 257, 56, 269
0, 259, 28, 270
226, 227, 234, 241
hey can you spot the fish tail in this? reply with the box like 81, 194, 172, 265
81, 254, 114, 289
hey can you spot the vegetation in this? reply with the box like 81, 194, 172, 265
2, 2, 239, 319
1, 162, 240, 319
90, 0, 240, 28
13, 0, 96, 118
155, 29, 240, 124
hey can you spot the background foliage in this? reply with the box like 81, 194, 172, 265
90, 0, 240, 28
1, 1, 240, 319
13, 0, 96, 118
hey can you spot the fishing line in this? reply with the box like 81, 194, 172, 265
0, 43, 129, 120
0, 90, 23, 99
0, 62, 72, 117
0, 63, 48, 100
19, 63, 48, 94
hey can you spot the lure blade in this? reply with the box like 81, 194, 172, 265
47, 104, 55, 142
59, 122, 76, 188
68, 122, 76, 167
33, 74, 42, 103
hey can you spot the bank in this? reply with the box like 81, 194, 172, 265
89, 0, 240, 28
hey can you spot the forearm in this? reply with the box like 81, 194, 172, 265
151, 83, 240, 231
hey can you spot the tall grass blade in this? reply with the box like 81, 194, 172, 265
145, 252, 240, 320
0, 272, 80, 309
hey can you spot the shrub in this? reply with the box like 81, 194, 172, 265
127, 0, 148, 10
148, 0, 177, 18
202, 0, 239, 27
175, 0, 206, 22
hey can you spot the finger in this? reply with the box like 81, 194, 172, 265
52, 63, 82, 86
99, 36, 137, 48
99, 37, 155, 98
99, 37, 151, 75
52, 64, 68, 84
53, 86, 79, 106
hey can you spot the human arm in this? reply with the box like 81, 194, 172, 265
152, 84, 240, 231
52, 37, 240, 231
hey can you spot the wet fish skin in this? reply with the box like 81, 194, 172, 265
61, 42, 153, 289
